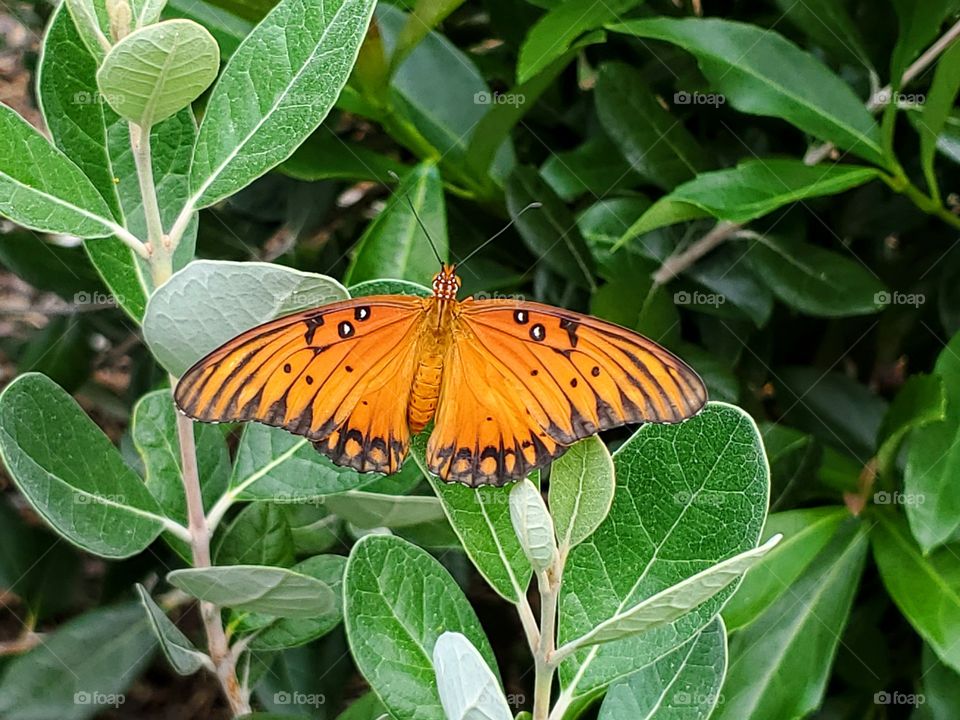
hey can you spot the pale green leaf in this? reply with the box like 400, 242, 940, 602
136, 584, 210, 675
509, 479, 557, 573
549, 436, 615, 552
434, 632, 512, 720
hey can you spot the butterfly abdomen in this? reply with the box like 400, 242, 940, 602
408, 355, 442, 433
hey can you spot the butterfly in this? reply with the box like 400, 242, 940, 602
175, 263, 707, 487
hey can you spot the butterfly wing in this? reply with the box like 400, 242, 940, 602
426, 299, 707, 486
175, 296, 426, 474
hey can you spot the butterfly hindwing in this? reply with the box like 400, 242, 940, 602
175, 296, 426, 474
425, 299, 707, 486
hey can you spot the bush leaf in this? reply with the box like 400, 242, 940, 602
433, 632, 512, 720
549, 436, 615, 552
136, 584, 210, 676
0, 373, 169, 558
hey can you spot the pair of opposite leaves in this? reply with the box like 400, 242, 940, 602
176, 264, 706, 487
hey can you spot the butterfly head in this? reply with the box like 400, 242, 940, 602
431, 264, 462, 301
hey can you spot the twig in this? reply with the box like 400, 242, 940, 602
532, 570, 559, 720
652, 221, 742, 285
130, 123, 172, 285
806, 18, 960, 164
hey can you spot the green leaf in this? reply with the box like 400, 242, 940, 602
343, 534, 498, 720
0, 104, 121, 239
283, 503, 341, 555
917, 41, 960, 203
920, 643, 960, 718
905, 331, 960, 551
324, 490, 446, 529
132, 389, 230, 557
877, 374, 946, 476
598, 617, 726, 720
411, 432, 533, 603
615, 160, 881, 248
377, 4, 515, 186
136, 584, 210, 675
345, 162, 447, 285
168, 565, 337, 617
433, 632, 512, 720
722, 506, 847, 631
190, 0, 377, 207
97, 19, 219, 127
391, 0, 466, 68
509, 478, 557, 573
226, 423, 380, 505
549, 435, 614, 552
742, 233, 887, 317
609, 17, 884, 165
872, 511, 960, 673
590, 254, 680, 344
595, 62, 708, 190
215, 502, 295, 567
890, 0, 958, 88
39, 5, 199, 321
281, 127, 408, 182
541, 133, 641, 201
506, 165, 596, 290
239, 554, 347, 651
0, 603, 157, 720
713, 520, 868, 720
767, 0, 873, 70
558, 403, 769, 701
561, 535, 780, 654
143, 259, 348, 376
64, 0, 109, 62
0, 373, 168, 558
517, 0, 641, 83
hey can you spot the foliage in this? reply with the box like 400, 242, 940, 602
0, 0, 959, 719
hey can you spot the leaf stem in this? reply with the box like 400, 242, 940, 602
173, 404, 251, 716
129, 123, 172, 285
517, 592, 541, 651
533, 569, 560, 720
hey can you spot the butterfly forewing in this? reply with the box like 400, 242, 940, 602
424, 299, 707, 486
175, 296, 427, 473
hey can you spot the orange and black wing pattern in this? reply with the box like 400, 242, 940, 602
175, 296, 426, 474
425, 299, 707, 486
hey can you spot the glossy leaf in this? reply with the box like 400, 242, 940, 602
0, 374, 168, 558
872, 512, 960, 673
168, 565, 337, 617
917, 41, 960, 203
190, 0, 378, 207
345, 162, 447, 285
96, 19, 219, 127
143, 260, 349, 376
506, 165, 596, 290
876, 374, 946, 476
742, 233, 887, 317
616, 160, 881, 248
595, 62, 708, 190
609, 17, 884, 165
714, 521, 868, 719
722, 507, 847, 631
344, 534, 497, 720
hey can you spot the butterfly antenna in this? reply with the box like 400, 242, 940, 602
389, 170, 444, 268
457, 201, 542, 269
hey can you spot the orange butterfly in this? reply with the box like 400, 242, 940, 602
175, 264, 707, 486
